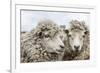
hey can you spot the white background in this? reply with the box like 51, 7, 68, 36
0, 0, 99, 73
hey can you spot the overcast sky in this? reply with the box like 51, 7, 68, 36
21, 10, 90, 32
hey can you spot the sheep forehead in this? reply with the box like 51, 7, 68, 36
70, 29, 84, 36
39, 27, 60, 37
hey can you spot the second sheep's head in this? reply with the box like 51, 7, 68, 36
64, 20, 89, 53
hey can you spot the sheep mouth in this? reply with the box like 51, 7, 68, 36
56, 49, 64, 53
75, 49, 80, 53
71, 50, 80, 55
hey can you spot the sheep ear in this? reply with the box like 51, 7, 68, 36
64, 29, 69, 34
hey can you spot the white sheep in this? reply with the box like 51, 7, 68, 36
63, 20, 90, 60
21, 20, 66, 63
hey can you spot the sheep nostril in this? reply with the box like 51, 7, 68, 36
60, 45, 64, 49
74, 45, 80, 50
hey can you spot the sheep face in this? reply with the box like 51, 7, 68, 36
38, 30, 65, 54
65, 29, 87, 53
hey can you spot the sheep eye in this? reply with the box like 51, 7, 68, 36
82, 35, 85, 38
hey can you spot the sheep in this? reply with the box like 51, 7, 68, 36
21, 20, 66, 63
63, 20, 90, 60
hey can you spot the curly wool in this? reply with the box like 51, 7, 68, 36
21, 20, 65, 63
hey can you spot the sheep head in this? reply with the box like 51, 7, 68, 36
64, 20, 89, 54
33, 20, 66, 54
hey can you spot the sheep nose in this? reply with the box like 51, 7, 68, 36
60, 45, 64, 49
74, 45, 80, 50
